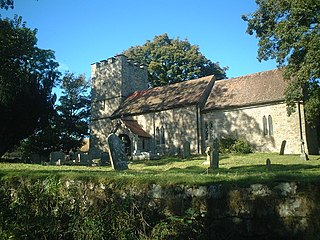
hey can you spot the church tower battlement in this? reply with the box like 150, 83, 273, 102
91, 54, 148, 120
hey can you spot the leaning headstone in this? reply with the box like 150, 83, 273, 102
279, 140, 286, 155
50, 151, 65, 165
107, 133, 129, 170
182, 141, 191, 159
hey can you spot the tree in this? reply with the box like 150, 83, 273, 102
0, 16, 59, 157
21, 73, 91, 158
123, 33, 227, 87
55, 72, 91, 153
0, 0, 13, 9
242, 0, 320, 124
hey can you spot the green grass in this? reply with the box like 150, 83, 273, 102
1, 153, 320, 185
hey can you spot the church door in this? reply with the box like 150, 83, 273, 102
119, 134, 131, 156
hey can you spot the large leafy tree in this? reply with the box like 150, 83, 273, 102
0, 16, 59, 157
123, 33, 227, 87
55, 73, 91, 153
242, 0, 320, 124
22, 73, 91, 157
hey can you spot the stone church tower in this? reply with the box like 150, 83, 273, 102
90, 55, 148, 152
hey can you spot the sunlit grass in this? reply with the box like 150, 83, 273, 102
0, 153, 320, 185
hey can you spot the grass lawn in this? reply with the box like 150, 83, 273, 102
0, 153, 320, 186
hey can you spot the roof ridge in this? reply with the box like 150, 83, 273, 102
215, 68, 282, 83
126, 75, 214, 99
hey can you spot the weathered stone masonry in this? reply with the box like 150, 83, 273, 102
90, 55, 319, 155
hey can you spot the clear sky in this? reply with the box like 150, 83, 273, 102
1, 0, 277, 79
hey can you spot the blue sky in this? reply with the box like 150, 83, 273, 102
1, 0, 277, 79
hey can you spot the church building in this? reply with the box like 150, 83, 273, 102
90, 55, 319, 156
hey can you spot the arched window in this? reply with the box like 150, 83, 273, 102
268, 115, 273, 135
156, 127, 160, 145
263, 116, 268, 135
210, 122, 215, 139
204, 122, 209, 140
160, 126, 165, 144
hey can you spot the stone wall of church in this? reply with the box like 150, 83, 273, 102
90, 118, 117, 153
91, 55, 148, 120
202, 102, 308, 154
90, 55, 148, 153
133, 105, 200, 155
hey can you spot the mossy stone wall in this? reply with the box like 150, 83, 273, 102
1, 178, 319, 239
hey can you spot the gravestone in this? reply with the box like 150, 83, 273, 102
89, 149, 102, 161
205, 138, 219, 169
107, 133, 129, 170
300, 140, 309, 161
205, 146, 211, 163
78, 153, 90, 165
266, 158, 271, 171
182, 141, 190, 159
50, 151, 65, 165
101, 152, 109, 165
211, 138, 219, 168
279, 140, 286, 155
74, 151, 82, 163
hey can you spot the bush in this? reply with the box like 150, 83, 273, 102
219, 138, 252, 154
232, 139, 253, 154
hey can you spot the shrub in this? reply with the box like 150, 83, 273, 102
231, 139, 253, 154
219, 138, 252, 154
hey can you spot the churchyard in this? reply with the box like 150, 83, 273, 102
1, 153, 319, 185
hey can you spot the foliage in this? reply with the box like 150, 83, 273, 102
151, 211, 206, 240
1, 154, 320, 239
0, 16, 59, 157
0, 177, 162, 239
0, 0, 13, 9
219, 138, 253, 154
55, 72, 91, 152
21, 73, 91, 156
123, 33, 227, 87
242, 0, 320, 124
19, 111, 61, 158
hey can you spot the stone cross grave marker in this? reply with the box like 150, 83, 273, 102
205, 138, 219, 169
107, 133, 129, 170
211, 138, 219, 168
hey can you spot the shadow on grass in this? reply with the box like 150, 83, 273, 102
136, 155, 229, 167
229, 164, 320, 173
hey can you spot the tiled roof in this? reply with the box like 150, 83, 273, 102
122, 119, 151, 138
203, 69, 287, 111
111, 75, 214, 117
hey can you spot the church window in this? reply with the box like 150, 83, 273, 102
268, 115, 273, 135
156, 127, 160, 145
160, 126, 165, 144
263, 116, 268, 135
204, 122, 209, 140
